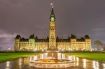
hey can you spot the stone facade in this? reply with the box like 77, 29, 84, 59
14, 7, 91, 51
14, 35, 91, 51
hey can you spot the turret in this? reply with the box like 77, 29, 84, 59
70, 34, 76, 42
15, 35, 21, 51
29, 34, 35, 50
70, 34, 77, 50
84, 35, 91, 51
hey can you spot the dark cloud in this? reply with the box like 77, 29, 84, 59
0, 0, 105, 49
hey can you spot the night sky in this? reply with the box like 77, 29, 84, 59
0, 0, 105, 50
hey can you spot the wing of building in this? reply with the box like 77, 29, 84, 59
14, 6, 91, 51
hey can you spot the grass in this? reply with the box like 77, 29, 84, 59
0, 51, 40, 62
65, 52, 105, 61
1, 51, 105, 62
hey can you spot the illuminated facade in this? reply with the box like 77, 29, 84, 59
14, 7, 91, 51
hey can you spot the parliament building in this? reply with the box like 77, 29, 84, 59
14, 6, 91, 51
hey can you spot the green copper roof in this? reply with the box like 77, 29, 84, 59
50, 8, 56, 21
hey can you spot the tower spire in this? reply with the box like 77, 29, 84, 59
50, 1, 56, 22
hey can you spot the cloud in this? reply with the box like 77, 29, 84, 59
92, 28, 105, 32
0, 30, 16, 38
92, 28, 105, 36
0, 29, 17, 50
0, 34, 16, 38
91, 28, 105, 43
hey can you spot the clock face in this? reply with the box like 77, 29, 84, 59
51, 17, 54, 21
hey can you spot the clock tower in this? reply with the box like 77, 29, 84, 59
49, 3, 57, 50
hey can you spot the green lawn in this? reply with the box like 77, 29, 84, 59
1, 51, 105, 63
65, 52, 105, 61
0, 52, 40, 62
